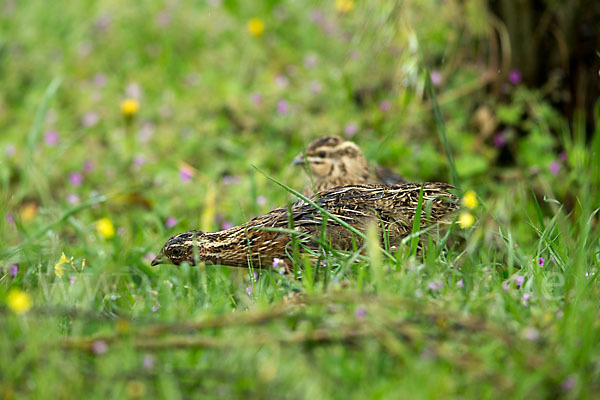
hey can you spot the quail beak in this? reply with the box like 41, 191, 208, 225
291, 153, 306, 166
150, 251, 167, 266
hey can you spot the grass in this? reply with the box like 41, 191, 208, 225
1, 0, 599, 398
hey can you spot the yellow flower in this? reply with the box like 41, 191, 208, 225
20, 202, 38, 223
97, 217, 115, 239
121, 98, 140, 116
462, 190, 478, 209
335, 0, 355, 13
54, 252, 69, 277
247, 18, 265, 36
458, 212, 475, 229
116, 318, 132, 334
126, 380, 146, 398
7, 289, 32, 314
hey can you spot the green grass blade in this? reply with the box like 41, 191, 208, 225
26, 77, 62, 158
424, 69, 460, 188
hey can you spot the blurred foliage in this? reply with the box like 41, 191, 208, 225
0, 0, 598, 398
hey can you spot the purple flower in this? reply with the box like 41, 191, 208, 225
493, 132, 506, 148
508, 69, 522, 85
83, 160, 94, 173
354, 306, 367, 319
549, 161, 559, 175
93, 73, 107, 88
245, 286, 252, 296
304, 55, 318, 68
256, 195, 267, 206
144, 253, 156, 262
44, 130, 59, 146
428, 282, 438, 291
275, 74, 289, 89
430, 70, 443, 86
9, 264, 18, 277
272, 258, 284, 268
522, 327, 539, 340
277, 100, 289, 115
69, 275, 76, 285
539, 257, 545, 267
184, 74, 199, 87
156, 10, 171, 27
502, 281, 509, 291
143, 354, 155, 370
179, 167, 193, 182
152, 304, 159, 312
522, 293, 531, 306
309, 9, 325, 23
5, 144, 16, 157
81, 111, 100, 127
166, 217, 177, 228
321, 20, 335, 36
516, 275, 525, 287
221, 221, 233, 230
561, 375, 575, 392
6, 214, 15, 225
67, 194, 80, 204
379, 100, 391, 112
344, 123, 357, 137
133, 155, 146, 167
92, 340, 108, 355
457, 279, 464, 288
223, 175, 241, 186
559, 151, 567, 162
309, 81, 322, 93
69, 172, 83, 187
250, 93, 263, 106
138, 122, 155, 143
94, 13, 112, 32
126, 83, 142, 99
550, 255, 556, 263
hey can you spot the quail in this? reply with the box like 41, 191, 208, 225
291, 136, 408, 195
151, 182, 457, 270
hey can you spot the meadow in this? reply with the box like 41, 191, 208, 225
1, 0, 599, 398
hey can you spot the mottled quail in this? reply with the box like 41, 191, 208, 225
291, 136, 408, 195
151, 182, 458, 270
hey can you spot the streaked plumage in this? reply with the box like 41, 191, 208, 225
292, 136, 408, 195
151, 182, 458, 270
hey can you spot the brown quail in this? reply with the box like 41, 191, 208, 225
151, 182, 457, 270
291, 136, 408, 195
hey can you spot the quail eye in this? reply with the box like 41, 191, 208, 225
317, 151, 327, 158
